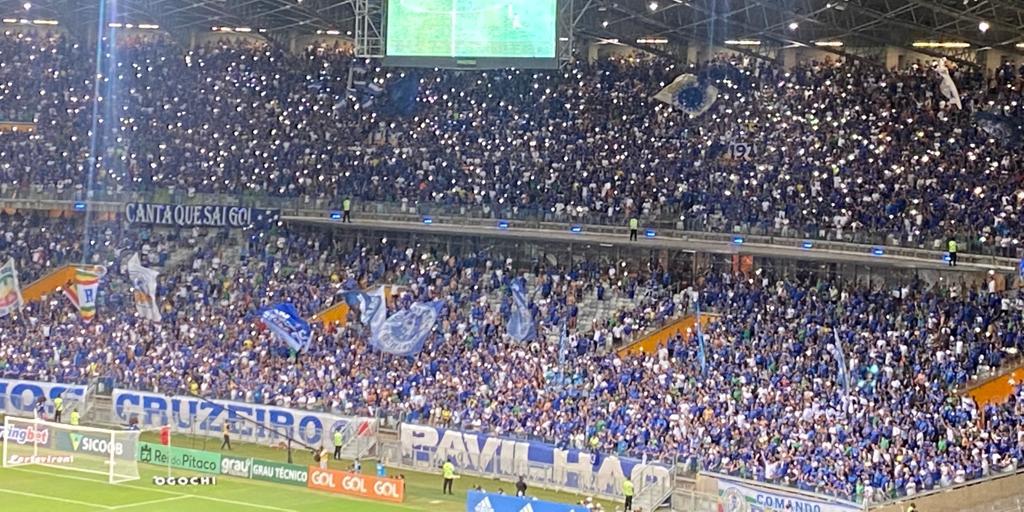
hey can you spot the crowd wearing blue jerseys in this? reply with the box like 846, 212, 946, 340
1, 30, 1024, 505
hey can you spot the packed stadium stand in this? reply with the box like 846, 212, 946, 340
3, 1, 1024, 511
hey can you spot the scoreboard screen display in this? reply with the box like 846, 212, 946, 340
386, 0, 557, 59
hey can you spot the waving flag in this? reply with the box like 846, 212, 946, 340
935, 59, 962, 110
0, 258, 23, 318
654, 74, 719, 117
371, 301, 442, 356
126, 253, 161, 323
260, 303, 313, 352
830, 328, 852, 397
63, 266, 105, 323
694, 300, 708, 376
976, 112, 1023, 147
507, 280, 536, 342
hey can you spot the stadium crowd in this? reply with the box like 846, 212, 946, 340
2, 27, 1024, 506
2, 214, 1024, 503
1, 31, 1024, 252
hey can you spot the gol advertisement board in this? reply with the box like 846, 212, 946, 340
306, 466, 405, 503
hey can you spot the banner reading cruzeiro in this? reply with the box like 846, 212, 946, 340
112, 389, 374, 449
0, 379, 88, 417
399, 424, 672, 500
124, 203, 280, 228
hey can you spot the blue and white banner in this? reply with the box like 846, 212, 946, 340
0, 379, 88, 417
371, 301, 442, 356
346, 288, 387, 332
124, 203, 280, 229
112, 389, 373, 448
695, 300, 708, 376
466, 491, 587, 512
507, 280, 536, 342
830, 329, 851, 397
400, 424, 671, 500
260, 303, 313, 352
713, 473, 862, 512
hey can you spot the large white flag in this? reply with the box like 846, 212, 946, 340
936, 59, 962, 110
127, 253, 161, 322
0, 258, 24, 317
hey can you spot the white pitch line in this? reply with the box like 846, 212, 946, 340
8, 467, 299, 512
108, 495, 191, 510
0, 487, 112, 510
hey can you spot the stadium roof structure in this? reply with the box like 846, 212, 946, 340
1, 0, 1023, 63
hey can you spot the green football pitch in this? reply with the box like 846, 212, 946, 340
0, 431, 618, 512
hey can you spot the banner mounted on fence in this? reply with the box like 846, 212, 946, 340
124, 203, 280, 228
112, 389, 373, 449
0, 379, 88, 417
138, 441, 222, 474
306, 466, 405, 503
712, 473, 863, 512
466, 491, 588, 512
399, 424, 671, 500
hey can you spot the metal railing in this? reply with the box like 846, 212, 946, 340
2, 183, 1020, 264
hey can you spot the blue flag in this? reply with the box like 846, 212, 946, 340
260, 303, 312, 352
831, 328, 852, 397
370, 300, 442, 356
507, 280, 536, 342
695, 300, 708, 376
345, 288, 387, 332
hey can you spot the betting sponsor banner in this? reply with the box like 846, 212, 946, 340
0, 423, 51, 447
0, 258, 23, 318
0, 379, 88, 417
251, 459, 308, 487
220, 454, 253, 478
7, 454, 73, 465
466, 491, 587, 512
124, 203, 280, 229
112, 389, 372, 449
399, 424, 671, 500
712, 473, 863, 512
137, 441, 222, 474
306, 466, 405, 503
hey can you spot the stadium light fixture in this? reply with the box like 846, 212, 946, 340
601, 20, 609, 28
912, 41, 970, 48
788, 22, 799, 31
138, 24, 159, 30
725, 40, 762, 46
649, 1, 659, 11
31, 19, 56, 25
637, 37, 668, 44
814, 41, 843, 47
23, 2, 30, 11
979, 21, 990, 33
1017, 43, 1024, 48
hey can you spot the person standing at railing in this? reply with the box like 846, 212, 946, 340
629, 217, 639, 241
69, 408, 80, 426
442, 458, 456, 495
333, 428, 343, 460
947, 238, 958, 266
53, 395, 63, 423
343, 197, 352, 223
622, 477, 634, 511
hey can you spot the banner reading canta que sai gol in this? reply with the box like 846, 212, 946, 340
124, 203, 279, 229
307, 466, 405, 503
713, 473, 863, 512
